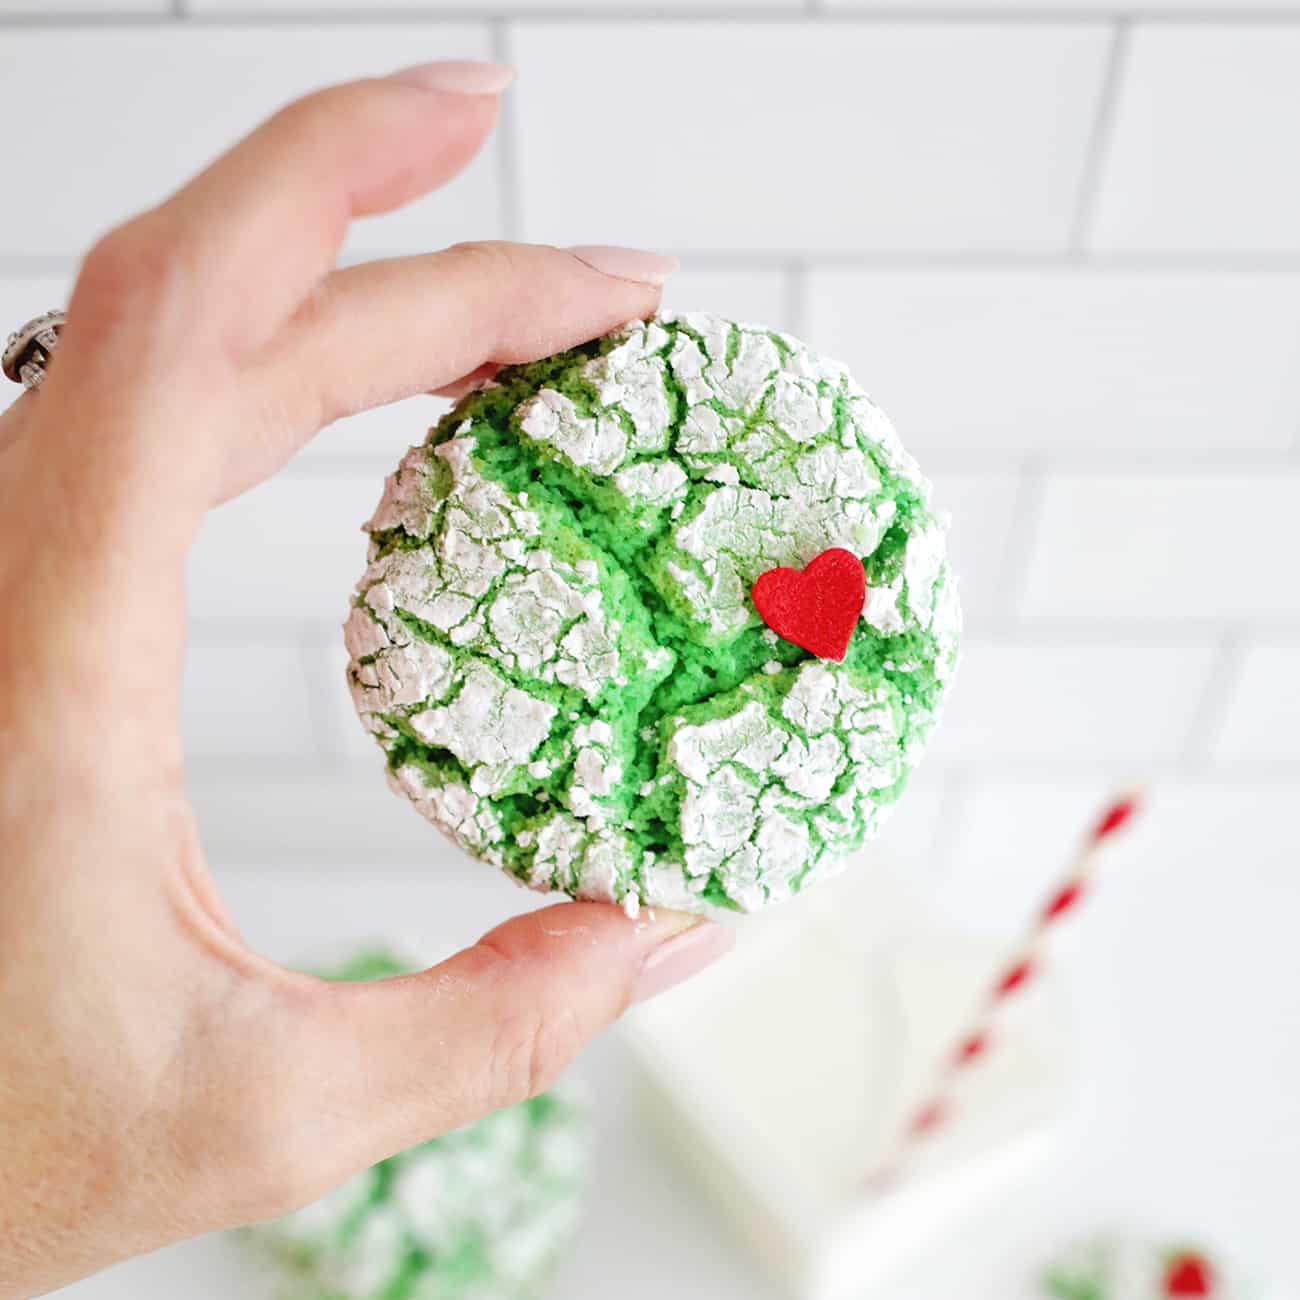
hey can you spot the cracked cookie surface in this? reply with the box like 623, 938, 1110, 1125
345, 313, 960, 914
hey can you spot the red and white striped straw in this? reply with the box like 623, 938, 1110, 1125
869, 786, 1144, 1183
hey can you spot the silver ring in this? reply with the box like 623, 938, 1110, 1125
3, 310, 66, 391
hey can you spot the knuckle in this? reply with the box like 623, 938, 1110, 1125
283, 282, 355, 429
442, 241, 529, 354
487, 1000, 581, 1110
473, 933, 587, 1108
75, 215, 191, 333
264, 92, 333, 149
81, 218, 177, 301
267, 81, 388, 156
447, 239, 523, 280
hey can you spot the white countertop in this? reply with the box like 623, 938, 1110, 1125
55, 854, 1297, 1300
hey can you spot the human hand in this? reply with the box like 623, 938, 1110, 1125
0, 61, 731, 1299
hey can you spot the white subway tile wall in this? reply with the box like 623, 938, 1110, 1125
188, 474, 378, 623
0, 275, 75, 343
0, 5, 1295, 903
928, 640, 1218, 765
1210, 642, 1300, 763
181, 644, 319, 758
188, 762, 454, 868
806, 270, 1300, 453
833, 0, 1300, 8
194, 0, 801, 9
925, 470, 1024, 621
1090, 25, 1300, 254
0, 0, 165, 10
288, 395, 453, 473
864, 771, 948, 880
1019, 472, 1300, 622
931, 777, 1300, 939
923, 776, 1124, 938
0, 26, 502, 259
510, 22, 1113, 253
662, 267, 794, 336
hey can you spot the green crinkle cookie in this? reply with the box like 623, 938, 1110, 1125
1041, 1235, 1234, 1300
344, 313, 960, 914
244, 952, 589, 1300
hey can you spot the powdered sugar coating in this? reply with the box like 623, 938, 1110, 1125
410, 664, 556, 797
345, 313, 959, 914
661, 661, 902, 911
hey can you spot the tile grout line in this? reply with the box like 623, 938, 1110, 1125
298, 627, 346, 767
1162, 757, 1300, 782
992, 460, 1045, 622
929, 756, 1300, 784
0, 255, 80, 276
489, 19, 524, 242
916, 448, 1300, 472
6, 10, 1300, 27
11, 251, 1300, 275
784, 260, 809, 337
1175, 630, 1243, 772
1068, 17, 1131, 255
952, 617, 1244, 648
926, 770, 969, 880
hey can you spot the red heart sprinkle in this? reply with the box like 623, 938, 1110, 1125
751, 548, 866, 662
955, 1032, 988, 1065
1165, 1254, 1215, 1296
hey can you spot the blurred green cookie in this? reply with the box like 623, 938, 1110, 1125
245, 951, 589, 1300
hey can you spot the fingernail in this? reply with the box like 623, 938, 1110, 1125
567, 244, 679, 288
632, 919, 735, 1005
388, 60, 516, 96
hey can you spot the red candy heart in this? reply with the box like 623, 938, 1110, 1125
1165, 1254, 1215, 1296
751, 548, 866, 662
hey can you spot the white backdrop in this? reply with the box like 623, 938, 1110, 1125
2, 2, 1298, 1297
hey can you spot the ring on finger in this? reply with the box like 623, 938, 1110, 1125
3, 311, 66, 391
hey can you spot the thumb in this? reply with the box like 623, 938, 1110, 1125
286, 903, 732, 1196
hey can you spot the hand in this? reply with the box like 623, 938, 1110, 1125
0, 60, 731, 1299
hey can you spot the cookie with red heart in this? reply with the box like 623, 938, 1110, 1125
1044, 1236, 1231, 1300
348, 313, 959, 916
